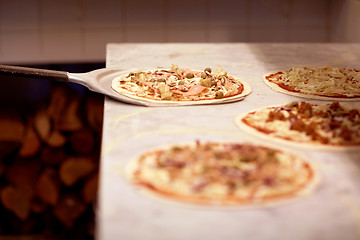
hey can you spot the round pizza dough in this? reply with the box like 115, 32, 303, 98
125, 141, 319, 207
263, 71, 360, 102
235, 103, 360, 151
111, 68, 252, 106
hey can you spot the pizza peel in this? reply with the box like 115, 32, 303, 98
0, 64, 251, 107
0, 64, 148, 106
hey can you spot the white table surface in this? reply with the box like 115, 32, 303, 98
97, 43, 360, 240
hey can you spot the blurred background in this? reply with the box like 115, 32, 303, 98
0, 0, 359, 239
0, 0, 359, 65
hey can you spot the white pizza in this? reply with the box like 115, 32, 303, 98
126, 141, 318, 206
264, 66, 360, 101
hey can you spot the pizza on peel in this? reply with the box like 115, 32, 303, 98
112, 64, 251, 105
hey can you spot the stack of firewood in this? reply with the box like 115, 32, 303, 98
0, 83, 103, 238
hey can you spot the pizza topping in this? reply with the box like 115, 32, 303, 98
267, 109, 285, 122
113, 64, 246, 101
158, 83, 172, 100
215, 91, 224, 99
199, 78, 213, 87
288, 119, 305, 132
138, 72, 147, 82
285, 101, 299, 108
339, 126, 352, 141
177, 80, 184, 85
241, 101, 360, 146
204, 67, 212, 74
186, 73, 195, 79
265, 66, 360, 98
330, 104, 344, 113
349, 109, 360, 122
173, 85, 207, 96
171, 64, 182, 76
329, 120, 341, 130
129, 142, 315, 205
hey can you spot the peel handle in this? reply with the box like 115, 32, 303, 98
0, 64, 69, 82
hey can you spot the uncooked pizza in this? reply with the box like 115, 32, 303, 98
112, 64, 251, 105
264, 66, 360, 101
126, 141, 317, 206
236, 101, 360, 149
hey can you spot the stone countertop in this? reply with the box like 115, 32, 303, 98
97, 43, 360, 240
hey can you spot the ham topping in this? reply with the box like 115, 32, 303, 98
171, 85, 207, 96
180, 85, 207, 96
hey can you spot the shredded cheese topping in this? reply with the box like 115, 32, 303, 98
267, 66, 360, 97
130, 141, 314, 205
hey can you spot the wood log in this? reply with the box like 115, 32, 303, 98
34, 108, 51, 141
0, 113, 25, 142
30, 198, 48, 214
47, 85, 68, 124
85, 94, 104, 133
1, 185, 31, 220
34, 108, 69, 148
2, 158, 40, 221
41, 146, 67, 165
0, 113, 25, 159
5, 158, 41, 192
82, 173, 98, 204
0, 86, 102, 235
69, 128, 95, 155
59, 157, 95, 186
17, 218, 41, 235
0, 208, 42, 235
53, 194, 86, 228
19, 124, 41, 157
46, 130, 66, 148
0, 161, 4, 176
56, 96, 83, 132
0, 142, 22, 160
36, 168, 60, 206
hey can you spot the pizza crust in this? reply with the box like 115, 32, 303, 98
263, 70, 360, 102
235, 103, 360, 151
124, 141, 319, 208
111, 68, 252, 106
